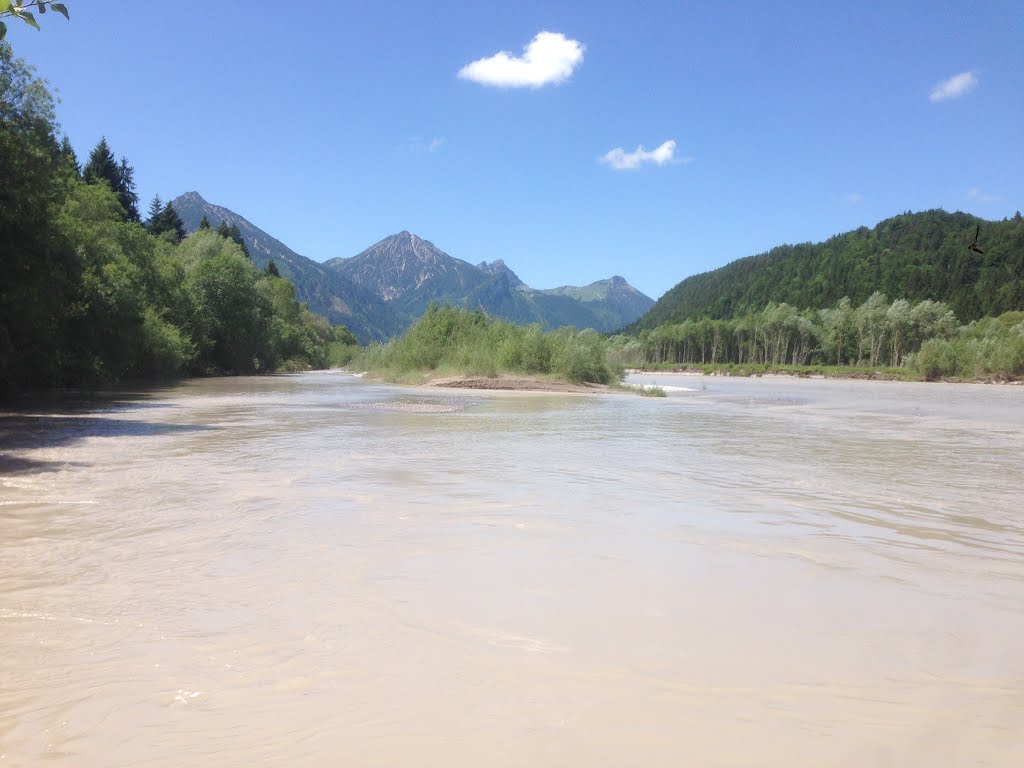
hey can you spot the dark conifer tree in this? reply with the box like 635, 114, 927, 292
198, 214, 212, 230
146, 197, 186, 243
216, 221, 250, 259
265, 259, 281, 277
227, 224, 250, 259
59, 135, 79, 177
160, 202, 186, 244
147, 194, 164, 227
83, 137, 118, 188
83, 137, 139, 221
116, 157, 140, 221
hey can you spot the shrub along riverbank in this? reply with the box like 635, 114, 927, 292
348, 305, 623, 385
605, 296, 1024, 382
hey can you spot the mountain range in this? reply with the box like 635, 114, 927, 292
172, 192, 654, 342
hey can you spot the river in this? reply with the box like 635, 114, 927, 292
1, 371, 1022, 766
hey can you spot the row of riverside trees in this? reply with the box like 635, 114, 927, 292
607, 295, 1024, 379
1, 42, 352, 396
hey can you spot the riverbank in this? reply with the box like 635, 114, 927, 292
429, 374, 611, 393
348, 370, 614, 394
350, 370, 656, 397
626, 362, 1024, 384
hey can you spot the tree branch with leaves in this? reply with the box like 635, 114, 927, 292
1, 1, 69, 40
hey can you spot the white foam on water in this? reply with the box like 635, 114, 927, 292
0, 609, 116, 626
0, 500, 98, 506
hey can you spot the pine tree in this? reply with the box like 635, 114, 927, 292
198, 214, 212, 230
160, 202, 186, 244
83, 137, 139, 222
83, 137, 118, 189
216, 221, 250, 259
265, 259, 281, 277
58, 135, 79, 177
147, 194, 164, 226
227, 224, 250, 259
116, 157, 139, 222
147, 198, 186, 243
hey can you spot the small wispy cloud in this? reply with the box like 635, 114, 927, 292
403, 136, 447, 154
968, 187, 1000, 203
599, 140, 686, 171
929, 71, 978, 102
458, 31, 584, 88
845, 192, 863, 205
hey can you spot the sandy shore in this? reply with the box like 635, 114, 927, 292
427, 374, 612, 394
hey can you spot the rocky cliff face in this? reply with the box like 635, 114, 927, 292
476, 259, 525, 289
327, 232, 490, 317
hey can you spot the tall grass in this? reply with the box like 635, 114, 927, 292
349, 305, 623, 384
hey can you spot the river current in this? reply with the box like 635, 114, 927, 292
1, 371, 1022, 766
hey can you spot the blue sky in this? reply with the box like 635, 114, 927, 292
8, 0, 1023, 300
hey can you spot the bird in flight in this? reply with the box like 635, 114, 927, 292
968, 225, 985, 255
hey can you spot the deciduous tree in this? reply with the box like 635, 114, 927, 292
0, 1, 69, 41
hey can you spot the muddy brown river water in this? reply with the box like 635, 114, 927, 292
1, 371, 1023, 766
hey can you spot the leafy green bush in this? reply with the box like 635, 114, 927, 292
328, 341, 357, 368
912, 339, 960, 380
138, 307, 195, 375
349, 305, 622, 384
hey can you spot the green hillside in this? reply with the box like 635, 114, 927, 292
631, 210, 1024, 331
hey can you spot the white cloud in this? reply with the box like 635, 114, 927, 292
458, 31, 584, 88
929, 71, 978, 102
968, 187, 1000, 203
599, 140, 685, 171
403, 136, 446, 153
845, 192, 863, 205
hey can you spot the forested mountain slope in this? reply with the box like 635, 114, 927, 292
172, 192, 400, 342
540, 276, 655, 328
631, 210, 1024, 331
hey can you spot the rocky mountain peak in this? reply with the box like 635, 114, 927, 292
477, 259, 525, 289
170, 196, 656, 337
176, 191, 207, 206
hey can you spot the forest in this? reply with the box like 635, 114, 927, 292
631, 210, 1024, 332
1, 43, 350, 397
609, 295, 1024, 380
